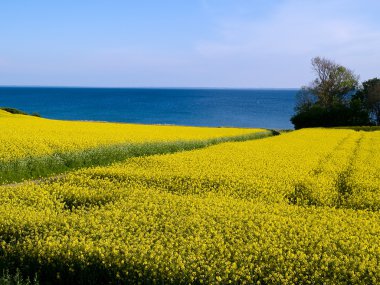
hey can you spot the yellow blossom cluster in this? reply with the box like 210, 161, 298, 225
1, 183, 379, 284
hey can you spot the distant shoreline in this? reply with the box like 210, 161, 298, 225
0, 85, 300, 91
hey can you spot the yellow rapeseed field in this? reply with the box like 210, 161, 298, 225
81, 128, 377, 208
0, 110, 261, 161
1, 125, 379, 284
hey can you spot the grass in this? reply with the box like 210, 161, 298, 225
0, 130, 276, 185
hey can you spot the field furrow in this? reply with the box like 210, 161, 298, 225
343, 132, 380, 210
290, 132, 364, 207
74, 129, 355, 203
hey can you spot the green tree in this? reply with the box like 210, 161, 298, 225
291, 57, 370, 129
354, 78, 380, 125
307, 56, 359, 107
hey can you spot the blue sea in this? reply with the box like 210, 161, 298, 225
0, 87, 297, 129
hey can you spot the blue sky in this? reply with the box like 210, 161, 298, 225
1, 0, 379, 88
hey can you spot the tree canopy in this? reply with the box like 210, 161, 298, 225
353, 78, 380, 125
291, 57, 374, 129
304, 57, 359, 108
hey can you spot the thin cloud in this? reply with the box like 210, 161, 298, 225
197, 1, 380, 57
193, 0, 380, 86
2, 0, 379, 87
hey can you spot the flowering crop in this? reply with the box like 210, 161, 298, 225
1, 126, 380, 284
0, 110, 261, 162
1, 183, 379, 284
80, 128, 380, 210
0, 110, 267, 184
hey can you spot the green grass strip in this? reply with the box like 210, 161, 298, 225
0, 130, 277, 185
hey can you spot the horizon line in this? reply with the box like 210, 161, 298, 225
0, 85, 300, 90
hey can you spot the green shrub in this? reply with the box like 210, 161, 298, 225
0, 108, 41, 117
291, 104, 371, 129
0, 107, 29, 115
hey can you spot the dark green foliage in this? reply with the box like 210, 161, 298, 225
0, 107, 29, 115
0, 107, 41, 117
30, 112, 41, 117
290, 104, 371, 129
353, 78, 380, 125
291, 57, 377, 129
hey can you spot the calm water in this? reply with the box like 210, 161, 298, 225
0, 87, 297, 129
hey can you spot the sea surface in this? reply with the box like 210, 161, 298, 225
0, 87, 297, 129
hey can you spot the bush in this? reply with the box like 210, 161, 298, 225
0, 108, 41, 117
0, 107, 29, 115
290, 104, 371, 129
